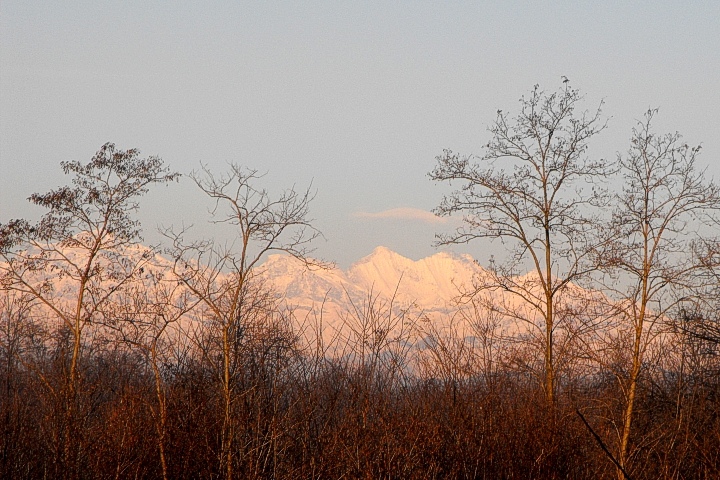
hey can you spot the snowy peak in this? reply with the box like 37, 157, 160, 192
355, 245, 412, 265
348, 247, 415, 297
259, 247, 486, 317
259, 254, 352, 305
347, 247, 483, 305
261, 253, 314, 278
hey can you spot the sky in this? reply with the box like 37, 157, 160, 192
1, 1, 719, 268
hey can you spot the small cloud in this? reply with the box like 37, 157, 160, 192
353, 207, 447, 224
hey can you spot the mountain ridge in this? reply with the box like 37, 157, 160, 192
260, 247, 486, 322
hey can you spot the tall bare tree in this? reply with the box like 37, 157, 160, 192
164, 164, 324, 479
604, 109, 720, 479
0, 143, 178, 477
430, 82, 609, 406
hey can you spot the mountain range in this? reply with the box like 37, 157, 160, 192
3, 242, 607, 346
261, 246, 484, 321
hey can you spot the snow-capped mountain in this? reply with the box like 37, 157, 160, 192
259, 246, 486, 323
259, 246, 617, 347
347, 246, 481, 307
3, 241, 609, 349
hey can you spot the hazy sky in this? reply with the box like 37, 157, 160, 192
2, 1, 719, 268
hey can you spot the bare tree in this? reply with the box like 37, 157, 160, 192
164, 164, 324, 479
103, 264, 196, 480
0, 143, 178, 477
337, 286, 416, 393
603, 109, 720, 478
430, 82, 609, 407
0, 289, 39, 478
